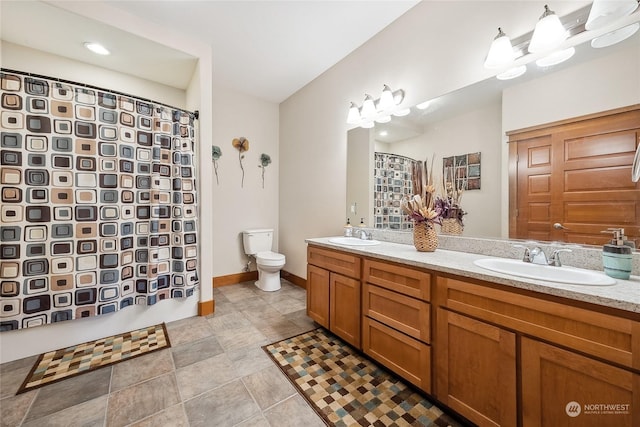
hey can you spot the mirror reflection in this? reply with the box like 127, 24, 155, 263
346, 29, 639, 245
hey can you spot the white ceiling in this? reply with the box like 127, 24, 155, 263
0, 0, 420, 103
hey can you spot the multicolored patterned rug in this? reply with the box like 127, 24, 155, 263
263, 328, 463, 426
17, 323, 170, 394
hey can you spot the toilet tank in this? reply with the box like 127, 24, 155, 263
242, 228, 273, 255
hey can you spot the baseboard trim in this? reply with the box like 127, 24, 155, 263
213, 271, 258, 288
281, 270, 307, 289
198, 299, 215, 316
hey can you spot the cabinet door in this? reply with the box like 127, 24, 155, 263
330, 273, 361, 347
307, 264, 329, 327
522, 337, 638, 427
436, 309, 516, 427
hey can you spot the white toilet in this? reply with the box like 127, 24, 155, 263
242, 228, 286, 291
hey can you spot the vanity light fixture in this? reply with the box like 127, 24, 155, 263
585, 0, 639, 31
83, 42, 110, 55
346, 85, 406, 128
484, 28, 517, 69
528, 4, 568, 53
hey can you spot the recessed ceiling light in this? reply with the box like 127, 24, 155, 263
379, 130, 388, 137
84, 42, 110, 56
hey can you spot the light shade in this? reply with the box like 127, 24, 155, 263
378, 85, 396, 111
484, 28, 516, 69
591, 22, 640, 48
586, 0, 639, 30
528, 5, 568, 53
361, 94, 376, 120
535, 47, 575, 67
375, 115, 391, 124
346, 102, 361, 125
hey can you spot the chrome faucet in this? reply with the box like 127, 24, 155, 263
354, 229, 372, 240
513, 244, 572, 267
548, 248, 572, 267
529, 247, 548, 265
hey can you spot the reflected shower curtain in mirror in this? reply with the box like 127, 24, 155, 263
0, 70, 199, 331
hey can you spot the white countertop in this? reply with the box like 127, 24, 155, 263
306, 237, 640, 315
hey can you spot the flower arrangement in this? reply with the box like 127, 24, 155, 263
212, 145, 222, 185
401, 156, 443, 227
440, 162, 467, 226
259, 153, 271, 188
232, 137, 249, 187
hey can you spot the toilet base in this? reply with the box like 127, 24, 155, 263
255, 268, 281, 292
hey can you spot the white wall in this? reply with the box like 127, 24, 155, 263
211, 84, 280, 276
346, 128, 373, 227
279, 1, 590, 278
0, 42, 199, 363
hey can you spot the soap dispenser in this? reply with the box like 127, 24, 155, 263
602, 228, 632, 280
344, 218, 353, 237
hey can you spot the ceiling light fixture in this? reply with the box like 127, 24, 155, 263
528, 4, 568, 54
346, 85, 406, 128
84, 42, 110, 56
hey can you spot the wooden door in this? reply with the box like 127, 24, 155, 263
510, 106, 640, 245
435, 308, 517, 427
329, 272, 361, 347
521, 337, 638, 427
306, 264, 329, 327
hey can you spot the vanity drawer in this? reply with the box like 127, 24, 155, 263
363, 259, 431, 301
437, 275, 640, 370
362, 317, 431, 393
307, 245, 361, 279
363, 283, 430, 343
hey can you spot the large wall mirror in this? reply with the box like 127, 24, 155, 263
346, 15, 640, 246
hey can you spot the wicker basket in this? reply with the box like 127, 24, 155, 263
441, 218, 463, 235
413, 221, 438, 252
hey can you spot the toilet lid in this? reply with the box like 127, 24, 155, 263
257, 251, 285, 262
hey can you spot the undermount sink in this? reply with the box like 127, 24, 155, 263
328, 236, 381, 246
473, 258, 617, 286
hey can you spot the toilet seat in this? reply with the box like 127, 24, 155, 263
256, 251, 285, 267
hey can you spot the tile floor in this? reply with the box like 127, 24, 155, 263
0, 280, 325, 427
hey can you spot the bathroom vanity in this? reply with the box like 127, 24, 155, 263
306, 238, 640, 427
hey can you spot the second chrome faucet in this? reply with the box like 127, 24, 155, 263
514, 244, 572, 267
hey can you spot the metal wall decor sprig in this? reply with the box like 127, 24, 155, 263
212, 145, 222, 185
232, 137, 249, 187
259, 153, 272, 188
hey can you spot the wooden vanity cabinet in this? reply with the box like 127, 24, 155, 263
362, 259, 432, 392
307, 245, 361, 347
435, 274, 640, 427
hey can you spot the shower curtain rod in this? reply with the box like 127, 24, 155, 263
1, 68, 198, 120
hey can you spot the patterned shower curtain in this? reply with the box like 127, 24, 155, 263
0, 70, 199, 331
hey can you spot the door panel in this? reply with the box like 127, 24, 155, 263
511, 108, 640, 245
